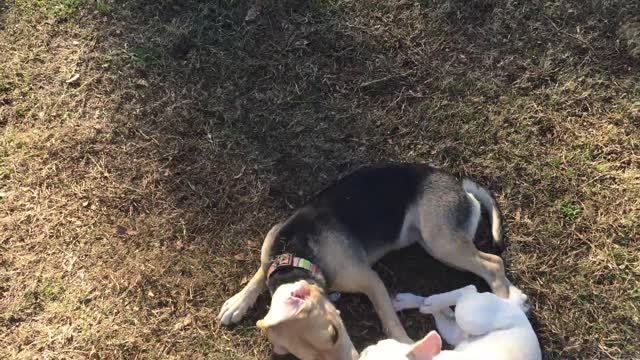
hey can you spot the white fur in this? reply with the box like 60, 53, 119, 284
464, 193, 482, 240
462, 179, 502, 245
360, 285, 541, 360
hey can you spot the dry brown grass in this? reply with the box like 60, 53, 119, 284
1, 0, 639, 358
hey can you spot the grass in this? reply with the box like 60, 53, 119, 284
560, 201, 582, 220
0, 0, 639, 358
52, 0, 86, 21
95, 0, 111, 15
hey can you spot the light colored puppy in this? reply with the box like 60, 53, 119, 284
360, 285, 541, 360
256, 280, 358, 360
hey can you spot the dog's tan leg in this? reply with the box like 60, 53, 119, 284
336, 268, 412, 343
361, 270, 412, 343
475, 250, 510, 298
218, 223, 282, 325
429, 240, 510, 298
218, 267, 266, 325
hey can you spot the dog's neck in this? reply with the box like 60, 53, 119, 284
266, 253, 327, 295
267, 267, 325, 294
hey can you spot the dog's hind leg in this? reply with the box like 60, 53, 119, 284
418, 285, 477, 313
392, 290, 469, 346
432, 309, 466, 346
392, 293, 426, 312
453, 291, 511, 336
474, 249, 511, 298
425, 238, 510, 298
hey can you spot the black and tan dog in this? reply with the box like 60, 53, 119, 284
218, 163, 510, 360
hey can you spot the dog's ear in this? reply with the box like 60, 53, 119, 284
408, 331, 441, 360
257, 304, 298, 329
258, 281, 313, 328
257, 297, 304, 329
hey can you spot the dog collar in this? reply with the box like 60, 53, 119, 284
267, 253, 326, 285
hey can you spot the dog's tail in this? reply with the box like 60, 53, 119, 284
462, 178, 503, 251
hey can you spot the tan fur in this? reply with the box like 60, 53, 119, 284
410, 194, 511, 297
311, 231, 411, 342
258, 283, 358, 360
463, 178, 503, 245
332, 268, 412, 343
218, 223, 282, 325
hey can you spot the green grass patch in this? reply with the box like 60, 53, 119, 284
128, 47, 163, 66
0, 68, 10, 94
13, 0, 87, 21
41, 282, 64, 301
96, 0, 112, 15
560, 201, 582, 220
594, 163, 608, 173
52, 0, 87, 21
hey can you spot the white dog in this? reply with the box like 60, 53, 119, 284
359, 285, 541, 360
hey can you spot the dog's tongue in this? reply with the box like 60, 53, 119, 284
291, 281, 311, 301
259, 281, 311, 328
261, 281, 312, 327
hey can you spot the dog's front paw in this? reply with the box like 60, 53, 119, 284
217, 291, 252, 325
392, 293, 424, 312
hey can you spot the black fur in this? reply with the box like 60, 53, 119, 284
267, 267, 322, 294
265, 163, 504, 298
266, 164, 434, 292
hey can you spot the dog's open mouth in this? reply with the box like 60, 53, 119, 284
288, 282, 311, 305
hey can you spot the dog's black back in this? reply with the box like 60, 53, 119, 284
271, 164, 432, 250
267, 164, 434, 291
308, 164, 433, 253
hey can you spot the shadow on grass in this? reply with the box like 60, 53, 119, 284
91, 0, 516, 352
62, 0, 637, 356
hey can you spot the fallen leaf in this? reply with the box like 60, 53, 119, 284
294, 39, 309, 47
174, 314, 194, 331
234, 253, 248, 261
66, 73, 80, 84
514, 208, 522, 222
247, 240, 259, 248
240, 276, 249, 285
116, 225, 138, 237
80, 291, 99, 305
115, 225, 127, 236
